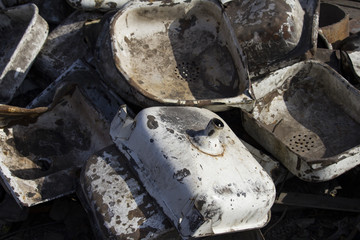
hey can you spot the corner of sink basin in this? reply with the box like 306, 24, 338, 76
0, 3, 48, 103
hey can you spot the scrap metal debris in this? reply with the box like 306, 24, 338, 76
0, 0, 360, 239
0, 104, 47, 127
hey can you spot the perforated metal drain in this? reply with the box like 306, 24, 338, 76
288, 134, 316, 153
174, 61, 200, 82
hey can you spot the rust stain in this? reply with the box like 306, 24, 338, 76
124, 36, 131, 45
282, 25, 291, 40
0, 105, 48, 115
187, 135, 225, 157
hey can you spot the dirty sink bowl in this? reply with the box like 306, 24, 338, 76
0, 87, 112, 206
97, 0, 249, 111
242, 60, 360, 182
224, 0, 319, 78
111, 106, 275, 238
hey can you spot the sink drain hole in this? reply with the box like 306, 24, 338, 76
174, 61, 200, 82
289, 134, 316, 153
36, 157, 53, 171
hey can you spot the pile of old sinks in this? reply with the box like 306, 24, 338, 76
0, 0, 360, 239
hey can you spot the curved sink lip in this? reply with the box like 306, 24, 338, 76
0, 3, 49, 104
319, 2, 349, 44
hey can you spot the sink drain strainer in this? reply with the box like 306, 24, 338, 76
174, 61, 200, 82
36, 157, 53, 171
288, 134, 316, 153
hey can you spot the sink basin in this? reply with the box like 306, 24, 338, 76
224, 0, 319, 78
97, 0, 250, 111
242, 60, 360, 181
0, 68, 113, 206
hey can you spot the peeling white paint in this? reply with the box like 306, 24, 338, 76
79, 145, 173, 239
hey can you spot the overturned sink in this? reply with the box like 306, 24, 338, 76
111, 106, 275, 238
78, 145, 176, 239
0, 87, 112, 206
242, 60, 360, 182
97, 0, 250, 111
